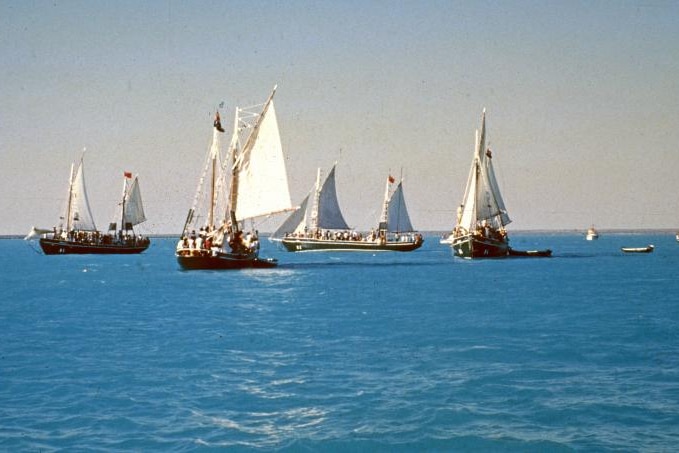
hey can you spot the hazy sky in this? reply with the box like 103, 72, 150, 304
2, 0, 678, 234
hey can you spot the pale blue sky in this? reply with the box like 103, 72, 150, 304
1, 0, 678, 234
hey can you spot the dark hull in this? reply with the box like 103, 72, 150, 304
39, 238, 149, 255
508, 248, 552, 258
451, 234, 509, 259
176, 251, 277, 270
621, 246, 654, 254
279, 237, 423, 252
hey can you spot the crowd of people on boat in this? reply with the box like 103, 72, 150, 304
283, 228, 422, 244
176, 224, 259, 256
48, 228, 149, 247
452, 221, 507, 242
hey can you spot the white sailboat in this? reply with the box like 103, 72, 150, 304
34, 158, 150, 254
176, 86, 293, 269
273, 167, 423, 252
449, 109, 511, 258
449, 109, 550, 258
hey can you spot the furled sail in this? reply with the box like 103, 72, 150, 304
317, 165, 350, 230
272, 194, 309, 238
122, 177, 146, 227
67, 159, 97, 231
235, 98, 293, 221
387, 181, 414, 233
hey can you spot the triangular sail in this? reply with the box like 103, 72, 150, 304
235, 99, 293, 221
458, 157, 478, 231
483, 154, 511, 225
316, 165, 350, 230
387, 182, 414, 233
122, 177, 146, 227
272, 194, 309, 238
68, 159, 97, 231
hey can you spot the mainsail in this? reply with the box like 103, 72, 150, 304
65, 158, 97, 232
233, 88, 293, 222
457, 109, 511, 231
316, 165, 350, 230
115, 175, 147, 230
386, 181, 414, 233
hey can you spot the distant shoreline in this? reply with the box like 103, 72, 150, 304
5, 228, 677, 240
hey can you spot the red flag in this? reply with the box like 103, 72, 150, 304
388, 175, 395, 184
124, 172, 132, 179
214, 111, 225, 132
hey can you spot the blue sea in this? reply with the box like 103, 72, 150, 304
2, 233, 679, 452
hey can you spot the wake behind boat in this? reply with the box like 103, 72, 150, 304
272, 167, 423, 252
448, 109, 550, 259
176, 86, 293, 270
29, 158, 150, 255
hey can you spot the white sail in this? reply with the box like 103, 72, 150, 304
235, 99, 293, 221
67, 159, 97, 232
272, 194, 309, 238
387, 181, 415, 233
458, 155, 478, 231
122, 177, 146, 227
316, 165, 350, 230
483, 152, 511, 225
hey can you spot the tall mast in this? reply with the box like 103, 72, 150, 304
472, 129, 480, 228
65, 162, 75, 232
208, 110, 224, 229
310, 167, 322, 231
120, 175, 127, 235
380, 175, 391, 226
208, 148, 216, 228
228, 108, 241, 227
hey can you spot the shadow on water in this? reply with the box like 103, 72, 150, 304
277, 260, 448, 269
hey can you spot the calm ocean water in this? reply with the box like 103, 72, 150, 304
1, 233, 679, 452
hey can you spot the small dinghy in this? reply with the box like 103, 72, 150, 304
621, 245, 654, 254
508, 248, 552, 257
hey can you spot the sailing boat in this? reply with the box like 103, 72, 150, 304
35, 158, 150, 254
273, 166, 423, 252
450, 109, 522, 258
176, 86, 293, 269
